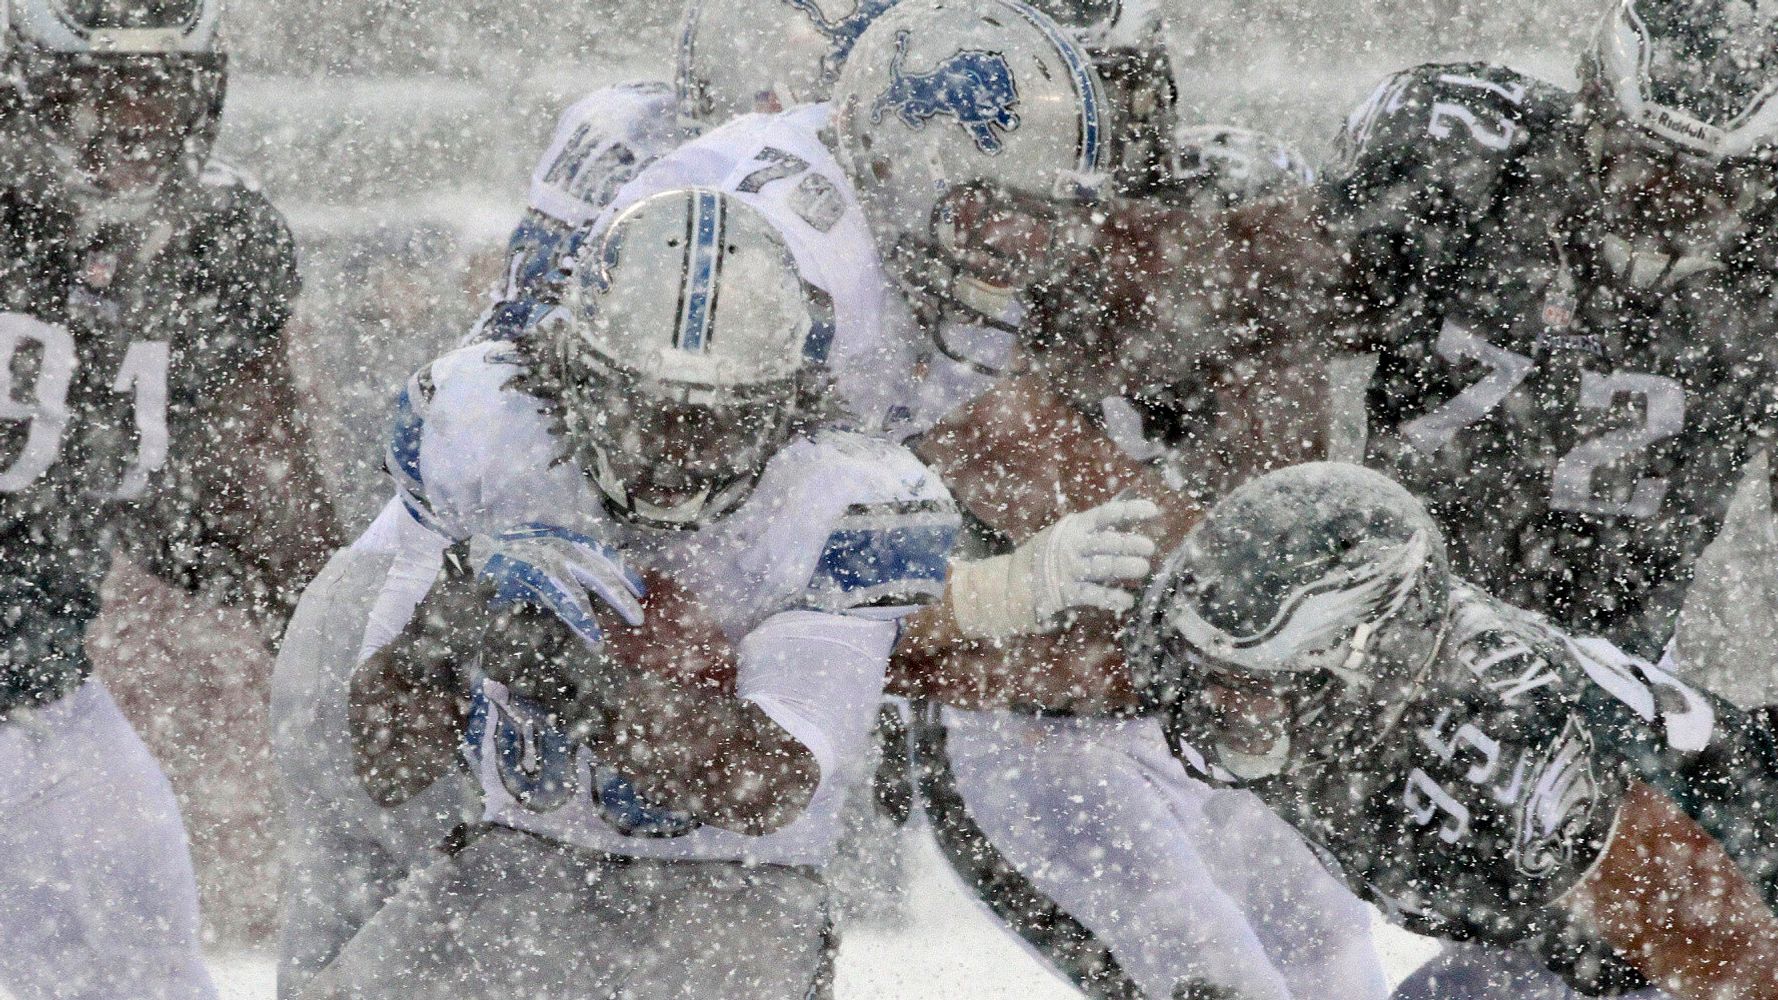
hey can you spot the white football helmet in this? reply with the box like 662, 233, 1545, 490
1168, 125, 1316, 210
832, 0, 1111, 335
675, 0, 900, 129
552, 187, 835, 529
4, 0, 227, 219
1028, 0, 1177, 191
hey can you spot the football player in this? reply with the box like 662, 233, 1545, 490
270, 1, 909, 989
474, 0, 899, 344
1131, 463, 1778, 1000
301, 186, 962, 998
827, 3, 1392, 997
0, 1, 339, 998
962, 0, 1778, 990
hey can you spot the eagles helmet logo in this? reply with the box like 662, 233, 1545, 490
870, 30, 1022, 154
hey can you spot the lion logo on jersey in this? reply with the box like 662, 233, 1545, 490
1511, 718, 1601, 878
870, 30, 1022, 155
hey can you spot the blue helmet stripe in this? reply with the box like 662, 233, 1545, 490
1001, 0, 1105, 173
677, 188, 724, 353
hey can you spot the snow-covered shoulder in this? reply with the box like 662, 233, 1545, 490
528, 79, 685, 227
1331, 61, 1570, 217
385, 341, 593, 542
704, 429, 959, 625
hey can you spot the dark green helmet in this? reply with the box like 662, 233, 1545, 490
1129, 463, 1452, 784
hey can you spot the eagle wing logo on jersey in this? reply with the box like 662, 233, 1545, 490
1511, 717, 1600, 878
870, 31, 1021, 155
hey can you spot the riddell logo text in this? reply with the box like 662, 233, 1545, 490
1642, 106, 1723, 148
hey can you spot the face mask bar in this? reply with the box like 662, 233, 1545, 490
565, 352, 799, 529
16, 51, 224, 213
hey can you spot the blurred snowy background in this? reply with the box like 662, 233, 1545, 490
70, 0, 1778, 990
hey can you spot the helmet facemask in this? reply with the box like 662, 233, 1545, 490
15, 50, 223, 220
561, 348, 801, 530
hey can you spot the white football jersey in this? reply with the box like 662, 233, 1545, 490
477, 81, 693, 337
595, 103, 924, 437
528, 81, 688, 228
376, 342, 960, 867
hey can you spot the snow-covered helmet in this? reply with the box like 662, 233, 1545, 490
552, 187, 834, 529
1167, 124, 1316, 210
1129, 463, 1453, 785
4, 0, 226, 220
675, 0, 900, 128
1579, 0, 1778, 283
832, 0, 1110, 335
1028, 0, 1177, 191
1582, 0, 1778, 161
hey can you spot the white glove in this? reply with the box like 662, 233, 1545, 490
950, 498, 1161, 640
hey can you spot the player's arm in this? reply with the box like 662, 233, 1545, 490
888, 375, 1202, 712
135, 187, 340, 640
183, 331, 341, 632
1565, 780, 1778, 1000
1009, 63, 1548, 405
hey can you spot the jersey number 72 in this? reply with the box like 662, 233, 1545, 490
1399, 318, 1684, 518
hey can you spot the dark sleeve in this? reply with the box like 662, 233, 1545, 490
203, 180, 301, 367
130, 180, 339, 639
1262, 627, 1646, 993
1574, 659, 1778, 920
1321, 62, 1568, 336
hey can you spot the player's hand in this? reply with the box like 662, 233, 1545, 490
473, 523, 646, 649
950, 497, 1161, 640
1023, 498, 1161, 621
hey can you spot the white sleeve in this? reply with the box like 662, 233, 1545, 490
355, 507, 453, 664
735, 610, 898, 781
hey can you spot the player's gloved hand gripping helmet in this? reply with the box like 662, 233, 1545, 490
550, 187, 835, 530
831, 0, 1111, 348
675, 0, 902, 129
1579, 0, 1778, 284
3, 0, 225, 221
1128, 463, 1454, 785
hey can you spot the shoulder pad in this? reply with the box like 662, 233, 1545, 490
386, 343, 573, 540
530, 80, 684, 226
1333, 62, 1571, 213
791, 432, 959, 616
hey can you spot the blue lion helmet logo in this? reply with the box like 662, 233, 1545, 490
779, 0, 900, 79
869, 30, 1021, 155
